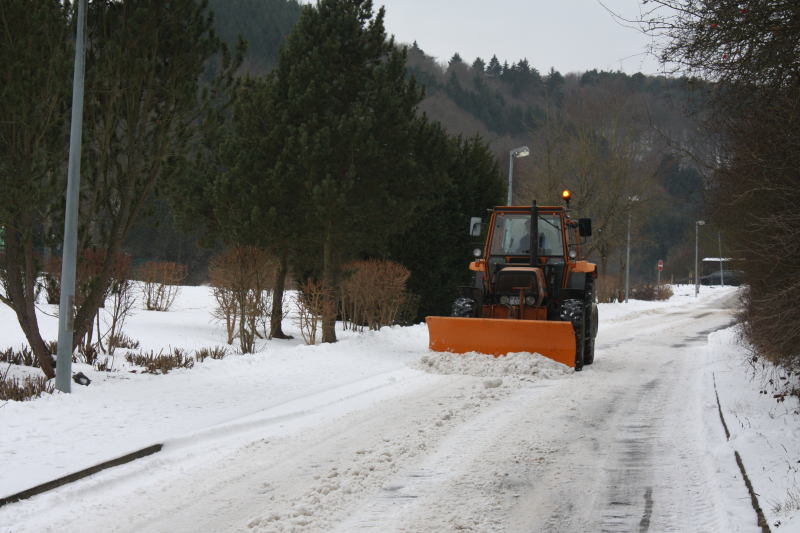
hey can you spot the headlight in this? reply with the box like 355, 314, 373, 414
499, 296, 509, 305
525, 296, 536, 305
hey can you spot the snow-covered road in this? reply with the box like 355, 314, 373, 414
0, 287, 769, 532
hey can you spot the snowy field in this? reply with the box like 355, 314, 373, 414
0, 284, 797, 532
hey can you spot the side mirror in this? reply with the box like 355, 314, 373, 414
578, 218, 592, 237
469, 217, 482, 237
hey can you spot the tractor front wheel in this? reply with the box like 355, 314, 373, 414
560, 299, 586, 371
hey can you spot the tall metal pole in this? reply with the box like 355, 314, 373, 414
694, 220, 705, 298
507, 151, 514, 205
694, 222, 699, 297
56, 0, 88, 393
718, 232, 724, 286
625, 210, 631, 302
506, 146, 529, 205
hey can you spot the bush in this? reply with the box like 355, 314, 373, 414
208, 247, 274, 352
294, 279, 332, 345
125, 347, 194, 374
135, 261, 187, 311
108, 333, 140, 350
195, 346, 228, 362
0, 369, 54, 402
44, 250, 131, 308
340, 259, 411, 331
0, 346, 37, 367
629, 284, 673, 301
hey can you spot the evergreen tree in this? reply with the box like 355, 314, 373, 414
264, 0, 426, 342
389, 127, 504, 318
206, 0, 301, 74
486, 54, 502, 77
211, 76, 299, 339
472, 57, 485, 73
449, 52, 463, 67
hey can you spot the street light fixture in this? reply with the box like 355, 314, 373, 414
624, 196, 639, 303
695, 220, 706, 297
507, 146, 530, 205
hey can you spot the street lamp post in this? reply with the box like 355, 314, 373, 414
507, 146, 530, 205
624, 196, 639, 303
694, 220, 706, 297
56, 0, 88, 393
718, 232, 724, 286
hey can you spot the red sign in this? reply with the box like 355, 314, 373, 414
657, 260, 664, 272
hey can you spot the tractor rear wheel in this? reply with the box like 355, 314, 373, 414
583, 276, 598, 365
559, 299, 586, 371
451, 297, 476, 317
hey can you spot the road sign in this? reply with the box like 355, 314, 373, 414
657, 259, 664, 272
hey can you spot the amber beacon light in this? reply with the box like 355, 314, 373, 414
561, 189, 572, 206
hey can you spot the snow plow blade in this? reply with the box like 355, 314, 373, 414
425, 316, 576, 368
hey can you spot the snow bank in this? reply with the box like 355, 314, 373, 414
416, 351, 570, 380
707, 324, 800, 531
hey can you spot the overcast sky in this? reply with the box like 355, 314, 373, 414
367, 0, 668, 76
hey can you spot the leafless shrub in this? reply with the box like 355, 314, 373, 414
135, 261, 187, 311
94, 357, 114, 372
630, 284, 673, 301
211, 285, 238, 345
79, 343, 99, 365
771, 487, 800, 517
208, 247, 275, 353
125, 347, 194, 374
0, 367, 54, 402
195, 346, 228, 362
295, 279, 332, 345
45, 251, 135, 354
0, 346, 37, 367
340, 259, 411, 331
102, 275, 137, 354
108, 333, 140, 350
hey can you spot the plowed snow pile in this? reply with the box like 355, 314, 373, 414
416, 351, 571, 379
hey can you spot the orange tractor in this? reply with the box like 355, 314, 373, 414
426, 192, 598, 370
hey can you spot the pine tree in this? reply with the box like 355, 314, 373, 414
264, 0, 426, 342
389, 127, 504, 318
486, 54, 502, 77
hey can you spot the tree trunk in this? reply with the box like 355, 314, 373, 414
269, 251, 292, 339
2, 226, 55, 378
321, 231, 337, 343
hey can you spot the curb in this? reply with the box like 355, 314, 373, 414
713, 372, 771, 533
0, 443, 163, 509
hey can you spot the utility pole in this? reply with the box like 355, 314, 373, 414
718, 232, 724, 286
624, 196, 639, 302
694, 220, 705, 298
56, 0, 88, 393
